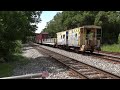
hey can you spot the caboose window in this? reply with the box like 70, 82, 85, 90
63, 34, 65, 39
86, 29, 91, 40
86, 29, 91, 34
75, 33, 77, 37
97, 29, 101, 40
97, 29, 101, 35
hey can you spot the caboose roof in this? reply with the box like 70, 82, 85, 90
56, 25, 101, 34
82, 25, 101, 29
40, 32, 48, 34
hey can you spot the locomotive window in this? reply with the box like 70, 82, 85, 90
61, 35, 62, 39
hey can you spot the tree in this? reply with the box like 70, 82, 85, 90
94, 11, 120, 44
0, 11, 42, 61
42, 11, 120, 44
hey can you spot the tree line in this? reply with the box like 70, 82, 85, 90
0, 11, 42, 62
42, 11, 120, 44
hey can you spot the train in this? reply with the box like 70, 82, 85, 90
35, 25, 102, 53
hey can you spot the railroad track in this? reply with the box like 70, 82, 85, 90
31, 43, 120, 79
83, 52, 120, 64
54, 45, 120, 64
55, 44, 120, 64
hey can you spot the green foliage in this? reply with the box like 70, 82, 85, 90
94, 11, 120, 44
0, 63, 13, 77
42, 11, 120, 45
0, 40, 22, 62
101, 44, 120, 52
118, 34, 120, 44
0, 54, 29, 77
14, 40, 22, 53
0, 11, 42, 62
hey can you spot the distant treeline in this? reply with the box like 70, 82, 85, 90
42, 11, 120, 44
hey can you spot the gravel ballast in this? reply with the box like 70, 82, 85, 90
12, 44, 81, 79
39, 44, 120, 77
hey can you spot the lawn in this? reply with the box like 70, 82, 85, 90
0, 54, 29, 78
101, 44, 120, 52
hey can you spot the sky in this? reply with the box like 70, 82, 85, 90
35, 11, 62, 33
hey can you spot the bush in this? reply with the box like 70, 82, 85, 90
0, 40, 22, 62
101, 44, 120, 52
118, 34, 120, 44
14, 40, 22, 53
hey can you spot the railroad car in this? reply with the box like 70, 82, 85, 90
42, 38, 57, 46
35, 32, 57, 46
35, 25, 102, 53
56, 25, 102, 53
35, 32, 48, 44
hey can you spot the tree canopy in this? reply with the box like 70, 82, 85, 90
0, 11, 42, 61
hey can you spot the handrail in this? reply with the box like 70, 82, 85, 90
0, 71, 49, 79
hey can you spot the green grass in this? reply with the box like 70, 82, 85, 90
0, 63, 14, 77
101, 44, 120, 52
0, 54, 29, 78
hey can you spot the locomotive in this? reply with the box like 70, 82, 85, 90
35, 25, 102, 53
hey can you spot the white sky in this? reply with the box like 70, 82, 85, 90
35, 11, 62, 33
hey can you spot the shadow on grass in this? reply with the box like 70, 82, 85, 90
0, 54, 29, 78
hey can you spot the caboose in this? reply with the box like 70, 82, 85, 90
56, 25, 102, 53
35, 32, 48, 44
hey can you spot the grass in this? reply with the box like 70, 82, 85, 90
101, 44, 120, 52
0, 63, 14, 77
0, 53, 29, 78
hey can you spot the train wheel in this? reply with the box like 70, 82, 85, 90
65, 46, 69, 51
79, 51, 85, 55
74, 48, 79, 53
90, 46, 94, 53
90, 50, 94, 53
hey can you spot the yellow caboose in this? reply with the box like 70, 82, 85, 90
56, 25, 102, 53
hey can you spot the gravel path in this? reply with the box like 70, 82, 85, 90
38, 44, 120, 77
12, 44, 81, 79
